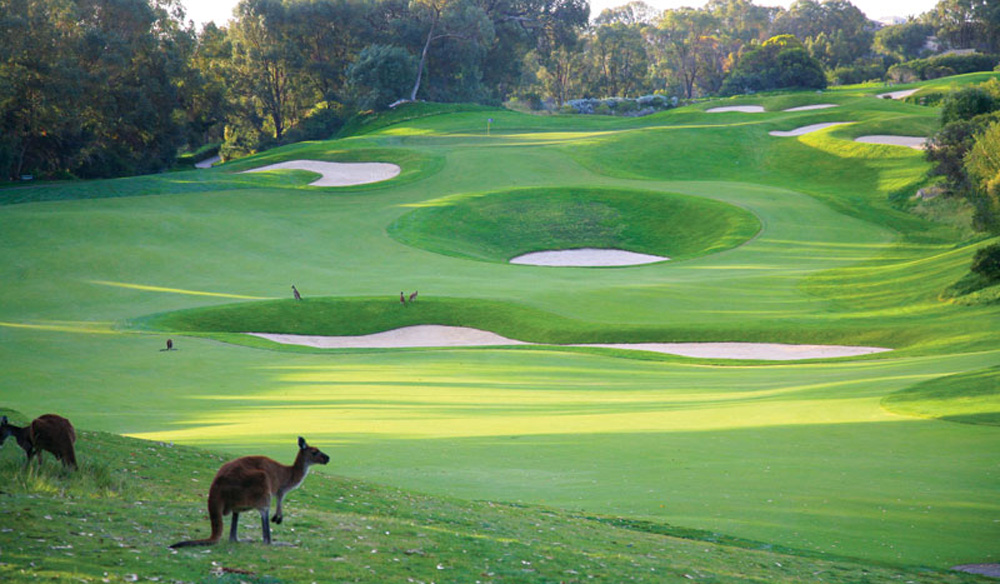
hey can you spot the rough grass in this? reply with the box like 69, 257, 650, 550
0, 425, 988, 584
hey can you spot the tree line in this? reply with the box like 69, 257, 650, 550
1, 0, 998, 182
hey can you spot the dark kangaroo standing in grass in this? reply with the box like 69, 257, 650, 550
0, 414, 77, 470
170, 437, 330, 548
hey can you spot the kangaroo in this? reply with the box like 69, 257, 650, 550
0, 414, 78, 470
170, 437, 330, 548
408, 290, 418, 303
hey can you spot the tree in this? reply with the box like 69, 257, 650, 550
964, 121, 1000, 232
649, 8, 725, 99
941, 86, 1000, 125
587, 20, 650, 97
925, 0, 1000, 54
348, 44, 418, 110
770, 0, 875, 69
873, 20, 934, 60
720, 34, 826, 95
407, 0, 494, 102
228, 0, 302, 141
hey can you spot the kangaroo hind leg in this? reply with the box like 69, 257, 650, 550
229, 512, 240, 543
259, 508, 271, 544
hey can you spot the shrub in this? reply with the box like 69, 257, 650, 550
941, 87, 1000, 124
971, 243, 1000, 281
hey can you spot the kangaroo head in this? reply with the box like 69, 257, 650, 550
298, 436, 330, 466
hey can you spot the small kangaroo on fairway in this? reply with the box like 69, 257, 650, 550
170, 437, 330, 548
0, 414, 78, 470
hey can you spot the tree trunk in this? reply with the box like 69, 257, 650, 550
410, 14, 439, 102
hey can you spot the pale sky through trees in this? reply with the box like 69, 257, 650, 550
183, 0, 940, 29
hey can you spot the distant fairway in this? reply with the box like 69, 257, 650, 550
1, 75, 998, 570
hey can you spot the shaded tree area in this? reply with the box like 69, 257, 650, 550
2, 0, 998, 182
0, 0, 198, 179
926, 80, 1000, 232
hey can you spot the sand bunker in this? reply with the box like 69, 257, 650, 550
854, 135, 927, 150
877, 88, 918, 100
570, 342, 890, 360
242, 160, 401, 187
249, 326, 891, 361
706, 105, 765, 113
782, 104, 838, 112
249, 326, 527, 349
510, 248, 669, 267
769, 122, 852, 137
195, 155, 220, 169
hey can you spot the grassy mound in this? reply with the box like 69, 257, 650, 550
0, 419, 982, 584
388, 187, 760, 263
882, 366, 1000, 426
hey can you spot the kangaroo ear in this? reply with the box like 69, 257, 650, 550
298, 436, 307, 450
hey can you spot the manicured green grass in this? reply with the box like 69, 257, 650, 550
883, 365, 1000, 426
388, 186, 760, 262
1, 75, 998, 578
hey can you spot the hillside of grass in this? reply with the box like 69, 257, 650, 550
0, 415, 987, 584
388, 186, 760, 263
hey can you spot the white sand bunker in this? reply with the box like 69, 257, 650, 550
706, 105, 765, 113
769, 122, 852, 137
249, 325, 527, 349
571, 342, 890, 360
242, 160, 401, 187
510, 248, 669, 267
783, 104, 838, 112
877, 88, 918, 100
249, 326, 891, 360
855, 135, 927, 150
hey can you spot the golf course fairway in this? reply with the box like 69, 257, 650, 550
1, 75, 997, 576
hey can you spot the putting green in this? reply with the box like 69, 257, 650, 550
1, 76, 998, 570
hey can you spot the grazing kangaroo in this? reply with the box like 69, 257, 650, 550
408, 290, 418, 303
0, 414, 78, 470
170, 437, 330, 548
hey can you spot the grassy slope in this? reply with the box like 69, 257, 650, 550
1, 77, 998, 573
0, 422, 987, 584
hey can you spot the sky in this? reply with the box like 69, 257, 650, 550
181, 0, 940, 29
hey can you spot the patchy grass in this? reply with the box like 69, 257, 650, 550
0, 425, 988, 584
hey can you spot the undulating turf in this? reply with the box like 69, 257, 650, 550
1, 75, 999, 580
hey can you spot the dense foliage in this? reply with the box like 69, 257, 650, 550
926, 80, 1000, 232
1, 0, 999, 180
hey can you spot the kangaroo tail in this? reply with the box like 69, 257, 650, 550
170, 495, 224, 549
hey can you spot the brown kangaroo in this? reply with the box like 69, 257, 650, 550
0, 414, 78, 470
170, 437, 330, 548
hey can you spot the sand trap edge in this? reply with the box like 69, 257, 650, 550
854, 135, 927, 150
247, 326, 891, 361
706, 105, 765, 113
241, 160, 402, 187
769, 122, 853, 137
510, 248, 670, 267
